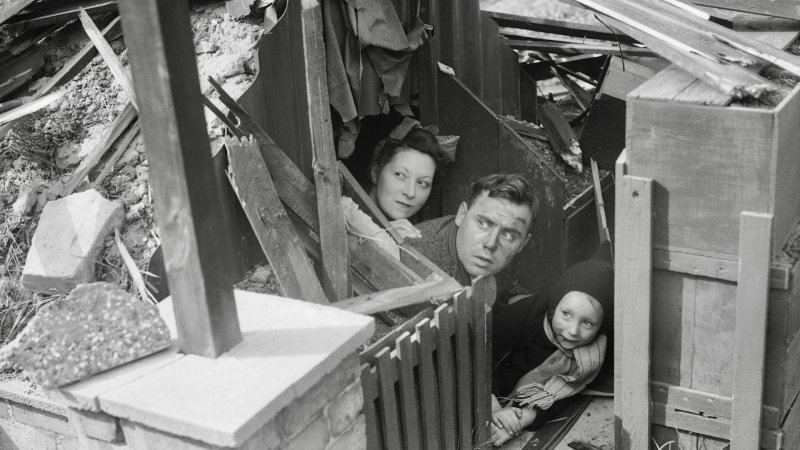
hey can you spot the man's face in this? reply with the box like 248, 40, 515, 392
454, 192, 532, 279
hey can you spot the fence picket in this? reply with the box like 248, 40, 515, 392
377, 347, 403, 450
361, 364, 384, 450
396, 331, 423, 449
415, 318, 441, 450
472, 292, 491, 445
435, 303, 458, 450
454, 291, 474, 450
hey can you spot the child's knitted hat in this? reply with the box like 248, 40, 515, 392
547, 259, 614, 337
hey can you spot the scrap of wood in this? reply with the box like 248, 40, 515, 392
488, 11, 637, 44
389, 117, 421, 140
226, 0, 254, 19
0, 90, 64, 126
550, 66, 592, 110
0, 28, 50, 67
692, 0, 800, 21
501, 116, 549, 142
0, 46, 44, 101
79, 8, 137, 110
114, 227, 155, 305
63, 101, 137, 195
571, 0, 786, 99
225, 136, 328, 303
538, 100, 583, 172
337, 277, 462, 315
590, 158, 612, 249
300, 1, 351, 299
0, 0, 36, 25
90, 121, 140, 189
506, 39, 655, 58
9, 1, 117, 28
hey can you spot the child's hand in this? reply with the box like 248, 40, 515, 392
490, 423, 514, 447
492, 407, 524, 436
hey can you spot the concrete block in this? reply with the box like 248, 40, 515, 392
326, 415, 367, 450
284, 415, 330, 450
238, 416, 283, 450
325, 379, 364, 436
66, 408, 122, 443
22, 189, 124, 294
120, 419, 222, 450
8, 401, 74, 437
278, 353, 359, 440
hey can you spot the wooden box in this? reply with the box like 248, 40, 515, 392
626, 68, 800, 257
648, 247, 800, 449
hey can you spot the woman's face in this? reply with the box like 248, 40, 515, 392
371, 148, 436, 220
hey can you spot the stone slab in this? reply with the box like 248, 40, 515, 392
22, 189, 124, 294
61, 290, 374, 447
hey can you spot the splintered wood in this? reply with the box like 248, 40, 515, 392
571, 0, 800, 100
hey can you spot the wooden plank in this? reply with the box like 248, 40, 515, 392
731, 212, 773, 450
616, 174, 653, 450
360, 307, 435, 364
360, 364, 383, 450
435, 304, 458, 450
10, 1, 117, 28
773, 83, 800, 261
90, 120, 140, 189
0, 46, 43, 101
506, 39, 656, 58
652, 245, 792, 290
453, 291, 473, 450
119, 0, 241, 357
0, 0, 36, 25
650, 381, 781, 430
552, 66, 592, 111
538, 100, 583, 172
692, 0, 800, 21
471, 288, 490, 446
63, 101, 137, 196
296, 0, 350, 299
487, 11, 637, 44
415, 318, 441, 450
396, 332, 422, 450
348, 236, 423, 291
649, 270, 691, 386
79, 8, 137, 110
572, 0, 778, 99
691, 277, 736, 395
377, 347, 403, 450
437, 0, 482, 95
337, 278, 462, 315
0, 91, 64, 126
225, 136, 327, 303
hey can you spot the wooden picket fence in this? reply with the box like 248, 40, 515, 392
359, 289, 492, 450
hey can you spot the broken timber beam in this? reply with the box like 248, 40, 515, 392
506, 39, 656, 58
0, 0, 36, 25
571, 0, 799, 99
488, 11, 637, 44
226, 136, 328, 303
297, 0, 351, 299
337, 277, 462, 315
119, 0, 241, 357
692, 0, 800, 21
538, 100, 583, 172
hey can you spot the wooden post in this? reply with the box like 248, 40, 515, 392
296, 0, 351, 299
119, 0, 241, 357
731, 212, 773, 450
615, 169, 653, 449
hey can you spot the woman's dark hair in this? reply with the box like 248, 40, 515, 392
369, 127, 449, 184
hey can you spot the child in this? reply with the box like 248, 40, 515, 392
490, 258, 613, 446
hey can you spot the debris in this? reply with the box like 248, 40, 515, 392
436, 135, 460, 163
226, 0, 254, 19
22, 189, 125, 294
114, 227, 154, 305
251, 265, 271, 284
538, 100, 583, 172
0, 282, 172, 388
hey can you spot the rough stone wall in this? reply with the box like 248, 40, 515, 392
0, 390, 78, 450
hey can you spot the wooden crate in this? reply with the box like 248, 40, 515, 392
648, 247, 800, 449
626, 70, 800, 257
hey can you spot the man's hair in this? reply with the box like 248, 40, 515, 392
467, 174, 539, 221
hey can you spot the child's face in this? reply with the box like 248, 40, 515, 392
551, 291, 604, 350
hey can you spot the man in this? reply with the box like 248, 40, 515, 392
408, 173, 538, 302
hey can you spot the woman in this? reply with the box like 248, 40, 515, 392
368, 127, 448, 238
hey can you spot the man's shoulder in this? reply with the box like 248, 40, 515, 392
414, 215, 456, 236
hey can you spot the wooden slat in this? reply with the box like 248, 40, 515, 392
692, 0, 800, 21
453, 291, 473, 449
90, 120, 140, 189
437, 0, 482, 95
62, 101, 136, 196
573, 0, 778, 99
119, 0, 241, 357
361, 364, 384, 450
613, 150, 627, 444
0, 91, 64, 126
488, 11, 636, 44
506, 39, 656, 58
377, 347, 403, 450
360, 308, 435, 364
538, 100, 583, 172
0, 46, 43, 101
0, 0, 36, 25
616, 174, 653, 449
415, 318, 441, 450
396, 332, 422, 450
297, 0, 351, 299
471, 288, 490, 446
731, 212, 773, 450
79, 8, 137, 110
348, 236, 423, 290
434, 304, 458, 450
225, 136, 327, 303
11, 1, 117, 28
337, 278, 462, 315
